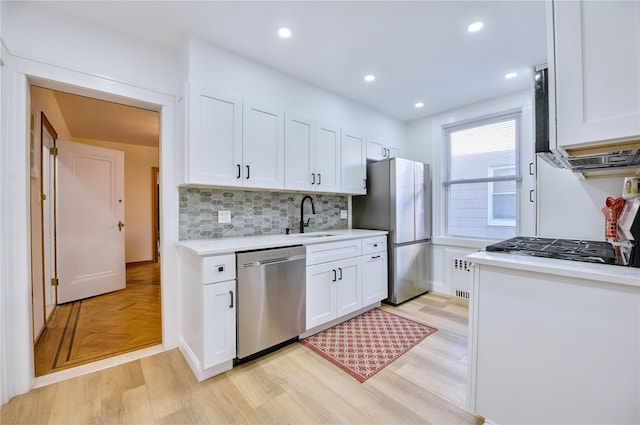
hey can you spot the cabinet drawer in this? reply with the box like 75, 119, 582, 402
306, 239, 362, 265
362, 236, 386, 255
202, 254, 236, 284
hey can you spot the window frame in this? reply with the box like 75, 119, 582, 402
442, 111, 522, 239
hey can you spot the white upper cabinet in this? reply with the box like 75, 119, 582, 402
340, 129, 367, 194
243, 102, 285, 190
549, 0, 640, 150
314, 123, 341, 193
184, 86, 243, 186
284, 113, 315, 191
284, 115, 341, 193
367, 140, 399, 161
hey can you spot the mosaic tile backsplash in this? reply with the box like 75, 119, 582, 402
179, 187, 349, 240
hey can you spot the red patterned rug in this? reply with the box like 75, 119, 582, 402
299, 308, 437, 382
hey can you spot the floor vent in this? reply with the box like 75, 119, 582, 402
451, 258, 472, 300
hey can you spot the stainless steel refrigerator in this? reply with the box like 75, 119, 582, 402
353, 157, 431, 305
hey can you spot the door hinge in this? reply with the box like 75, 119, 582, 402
50, 277, 59, 286
49, 147, 58, 156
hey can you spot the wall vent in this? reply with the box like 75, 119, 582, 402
451, 258, 472, 301
455, 289, 470, 300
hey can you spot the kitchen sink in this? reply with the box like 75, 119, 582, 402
292, 233, 336, 238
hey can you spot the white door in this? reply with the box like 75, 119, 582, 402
57, 140, 125, 303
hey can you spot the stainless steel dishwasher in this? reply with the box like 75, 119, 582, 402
236, 245, 306, 361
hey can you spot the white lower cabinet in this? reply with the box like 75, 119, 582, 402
179, 252, 236, 381
306, 236, 388, 331
202, 280, 236, 369
306, 257, 362, 329
362, 251, 388, 305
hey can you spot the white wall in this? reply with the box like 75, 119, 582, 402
3, 1, 180, 95
186, 38, 406, 151
537, 160, 623, 240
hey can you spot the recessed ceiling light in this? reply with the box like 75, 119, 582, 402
504, 72, 517, 79
467, 21, 484, 33
364, 74, 376, 82
278, 27, 292, 38
415, 102, 424, 108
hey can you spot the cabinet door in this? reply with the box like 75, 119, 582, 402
551, 0, 640, 148
243, 102, 285, 189
203, 280, 236, 369
362, 252, 388, 305
387, 146, 400, 159
366, 140, 385, 161
284, 113, 315, 191
335, 257, 363, 317
306, 263, 337, 329
315, 123, 341, 193
187, 87, 243, 186
341, 130, 367, 194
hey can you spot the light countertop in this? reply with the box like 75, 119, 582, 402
177, 229, 388, 256
467, 250, 640, 288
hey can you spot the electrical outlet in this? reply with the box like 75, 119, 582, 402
340, 209, 348, 219
218, 211, 231, 223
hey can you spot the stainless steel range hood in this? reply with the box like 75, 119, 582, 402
534, 66, 640, 177
561, 141, 640, 178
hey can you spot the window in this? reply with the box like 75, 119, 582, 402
488, 165, 516, 226
443, 113, 521, 239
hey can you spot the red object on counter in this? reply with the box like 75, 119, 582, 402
602, 197, 626, 239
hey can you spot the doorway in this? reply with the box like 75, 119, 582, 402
29, 86, 162, 376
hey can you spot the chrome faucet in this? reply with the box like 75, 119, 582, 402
300, 195, 316, 233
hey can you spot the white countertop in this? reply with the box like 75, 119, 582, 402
467, 250, 640, 288
177, 229, 388, 256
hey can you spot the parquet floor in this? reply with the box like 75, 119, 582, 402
4, 291, 479, 424
34, 262, 162, 376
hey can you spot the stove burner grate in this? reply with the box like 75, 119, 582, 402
485, 237, 618, 265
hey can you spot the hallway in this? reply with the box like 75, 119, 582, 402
34, 262, 161, 376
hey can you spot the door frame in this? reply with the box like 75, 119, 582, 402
1, 57, 179, 400
152, 166, 159, 263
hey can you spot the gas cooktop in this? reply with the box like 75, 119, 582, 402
485, 237, 618, 265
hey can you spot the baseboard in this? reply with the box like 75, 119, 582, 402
299, 302, 380, 339
126, 260, 156, 266
178, 337, 232, 382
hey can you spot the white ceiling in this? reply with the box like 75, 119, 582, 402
36, 0, 547, 144
50, 90, 159, 147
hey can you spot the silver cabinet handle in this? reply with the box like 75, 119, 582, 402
237, 164, 241, 179
312, 173, 316, 184
529, 162, 534, 176
229, 290, 234, 308
529, 189, 535, 203
317, 173, 321, 185
338, 267, 343, 280
246, 165, 250, 179
372, 255, 381, 259
332, 269, 337, 282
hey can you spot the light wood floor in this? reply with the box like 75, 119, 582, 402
34, 262, 162, 376
3, 291, 479, 424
